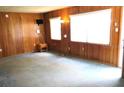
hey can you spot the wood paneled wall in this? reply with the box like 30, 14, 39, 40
0, 12, 45, 57
44, 6, 122, 67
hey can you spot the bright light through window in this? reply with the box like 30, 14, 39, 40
50, 17, 61, 40
70, 15, 88, 42
70, 9, 112, 45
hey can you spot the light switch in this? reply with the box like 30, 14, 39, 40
0, 49, 2, 52
115, 27, 119, 32
36, 29, 40, 34
5, 14, 9, 18
64, 34, 67, 38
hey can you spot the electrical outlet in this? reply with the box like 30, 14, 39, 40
0, 49, 2, 52
82, 47, 84, 51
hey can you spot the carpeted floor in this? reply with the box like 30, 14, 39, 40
0, 52, 124, 87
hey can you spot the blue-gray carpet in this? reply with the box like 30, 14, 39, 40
0, 52, 123, 87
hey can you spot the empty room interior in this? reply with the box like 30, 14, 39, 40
0, 6, 124, 87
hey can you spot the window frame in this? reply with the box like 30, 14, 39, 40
49, 17, 62, 40
69, 9, 112, 45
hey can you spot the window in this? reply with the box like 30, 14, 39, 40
70, 9, 112, 45
70, 15, 87, 42
50, 17, 61, 40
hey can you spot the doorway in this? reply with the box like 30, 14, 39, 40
119, 7, 124, 68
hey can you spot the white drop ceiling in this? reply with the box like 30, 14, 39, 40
0, 6, 68, 13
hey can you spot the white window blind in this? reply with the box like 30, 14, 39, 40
70, 9, 112, 45
50, 17, 61, 40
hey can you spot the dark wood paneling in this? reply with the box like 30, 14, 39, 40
61, 9, 70, 54
44, 6, 122, 67
0, 12, 45, 57
70, 42, 81, 57
0, 20, 2, 57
